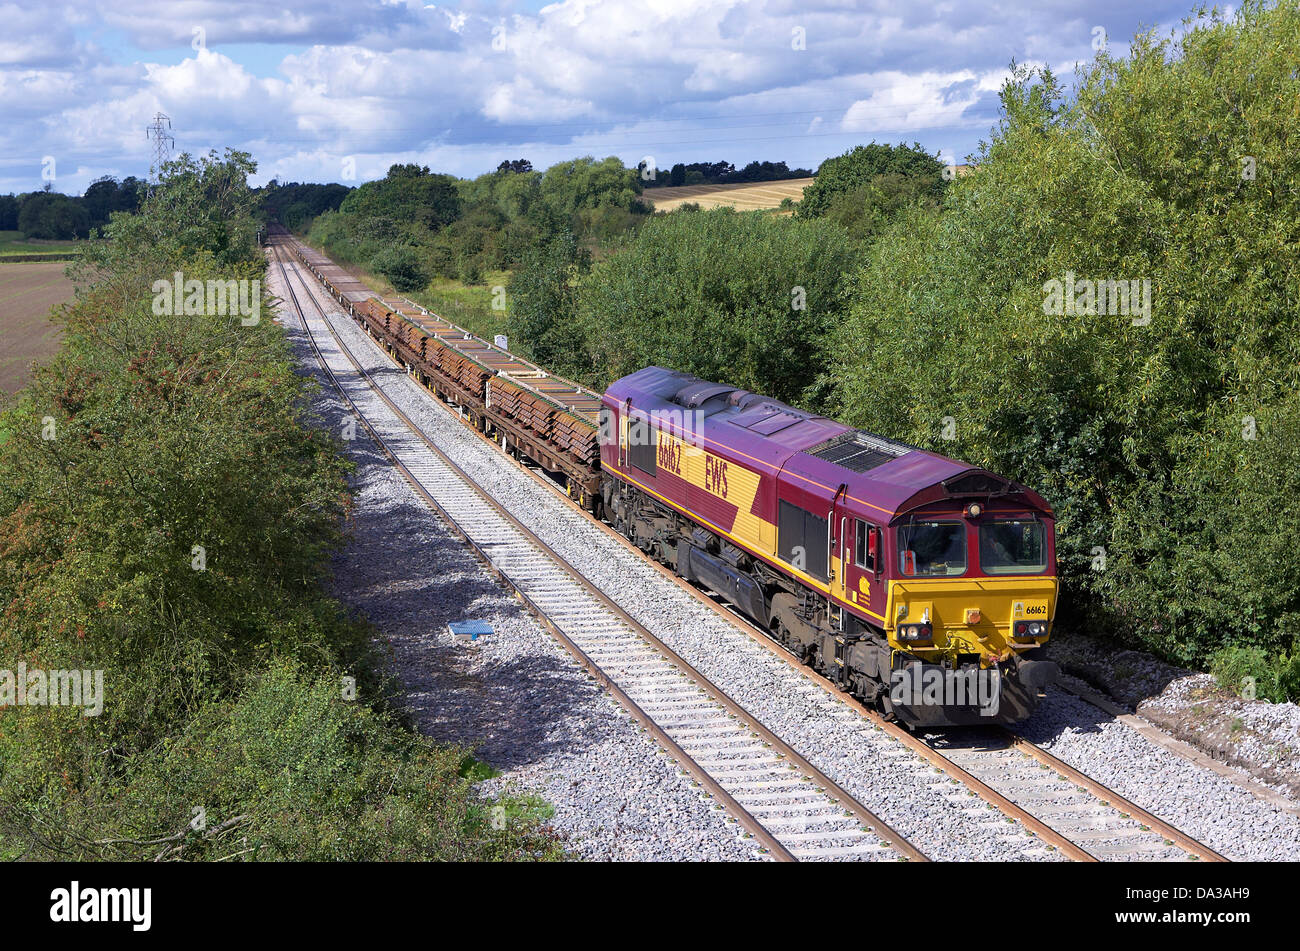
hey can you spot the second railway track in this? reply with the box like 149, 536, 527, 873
268, 238, 925, 863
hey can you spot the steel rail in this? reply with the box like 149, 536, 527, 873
270, 239, 925, 863
1002, 731, 1228, 862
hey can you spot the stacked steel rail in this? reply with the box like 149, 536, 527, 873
269, 235, 925, 863
279, 226, 603, 508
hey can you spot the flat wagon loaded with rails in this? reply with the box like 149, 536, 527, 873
280, 232, 604, 510
274, 229, 1060, 728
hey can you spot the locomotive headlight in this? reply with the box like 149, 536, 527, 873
897, 622, 933, 642
1013, 620, 1048, 640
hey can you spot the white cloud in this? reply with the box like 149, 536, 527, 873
0, 0, 1195, 193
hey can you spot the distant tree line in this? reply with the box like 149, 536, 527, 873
302, 155, 650, 291
256, 180, 350, 232
0, 176, 143, 239
638, 159, 814, 188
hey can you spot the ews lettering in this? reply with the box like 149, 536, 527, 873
705, 456, 729, 498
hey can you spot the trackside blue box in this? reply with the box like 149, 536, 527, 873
449, 621, 494, 641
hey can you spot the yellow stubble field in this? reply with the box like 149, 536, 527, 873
642, 178, 814, 213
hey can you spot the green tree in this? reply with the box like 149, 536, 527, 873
506, 230, 590, 373
340, 165, 461, 233
571, 207, 857, 401
372, 245, 430, 292
797, 142, 945, 219
539, 156, 642, 221
17, 191, 91, 239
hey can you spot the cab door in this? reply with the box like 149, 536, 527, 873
840, 511, 886, 627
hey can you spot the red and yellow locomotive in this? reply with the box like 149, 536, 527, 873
599, 367, 1060, 726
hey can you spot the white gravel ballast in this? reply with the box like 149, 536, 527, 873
271, 261, 759, 861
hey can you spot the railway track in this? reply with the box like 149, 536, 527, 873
670, 597, 1227, 861
271, 233, 1231, 863
267, 238, 925, 863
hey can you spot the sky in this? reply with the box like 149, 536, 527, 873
0, 0, 1206, 195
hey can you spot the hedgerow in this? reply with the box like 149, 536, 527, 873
0, 150, 563, 860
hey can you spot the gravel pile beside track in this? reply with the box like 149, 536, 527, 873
271, 273, 759, 862
320, 304, 1062, 862
1051, 631, 1300, 800
1018, 689, 1300, 861
1139, 674, 1300, 800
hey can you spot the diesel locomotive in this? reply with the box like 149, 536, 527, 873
279, 231, 1060, 727
599, 367, 1060, 726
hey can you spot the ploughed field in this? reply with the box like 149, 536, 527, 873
0, 260, 75, 393
642, 177, 814, 213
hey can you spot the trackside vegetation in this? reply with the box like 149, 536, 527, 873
821, 1, 1300, 697
0, 150, 563, 860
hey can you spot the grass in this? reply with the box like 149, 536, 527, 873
0, 230, 84, 259
408, 271, 511, 342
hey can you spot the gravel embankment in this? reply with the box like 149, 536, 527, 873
1018, 688, 1300, 861
271, 266, 759, 861
1051, 631, 1300, 800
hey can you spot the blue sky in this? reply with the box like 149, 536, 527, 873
1, 0, 1207, 195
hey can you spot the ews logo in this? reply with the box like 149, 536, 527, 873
705, 455, 729, 499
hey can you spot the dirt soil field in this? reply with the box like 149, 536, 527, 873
642, 177, 814, 213
0, 261, 75, 393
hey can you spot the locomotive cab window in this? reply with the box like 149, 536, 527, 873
898, 520, 967, 577
627, 415, 657, 476
979, 519, 1047, 574
778, 501, 829, 582
854, 520, 877, 573
598, 406, 615, 447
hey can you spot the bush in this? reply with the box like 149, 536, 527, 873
0, 664, 562, 861
1211, 645, 1300, 704
371, 245, 429, 292
457, 254, 485, 286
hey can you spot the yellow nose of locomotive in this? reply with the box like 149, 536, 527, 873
886, 577, 1057, 659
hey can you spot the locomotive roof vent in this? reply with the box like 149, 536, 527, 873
672, 380, 740, 409
942, 471, 1011, 496
806, 430, 911, 473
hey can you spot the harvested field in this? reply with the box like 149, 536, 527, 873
0, 260, 74, 393
642, 177, 814, 213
